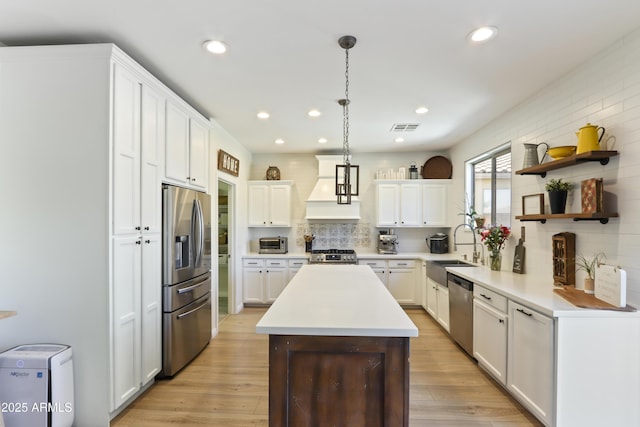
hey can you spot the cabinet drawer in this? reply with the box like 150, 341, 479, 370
474, 284, 507, 313
265, 259, 287, 268
243, 259, 265, 268
288, 259, 308, 268
388, 260, 416, 269
359, 259, 386, 269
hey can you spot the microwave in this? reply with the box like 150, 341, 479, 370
259, 237, 288, 254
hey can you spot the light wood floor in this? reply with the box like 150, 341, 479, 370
111, 307, 542, 426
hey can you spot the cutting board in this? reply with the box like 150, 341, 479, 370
595, 264, 626, 307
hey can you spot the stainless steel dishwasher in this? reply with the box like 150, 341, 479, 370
447, 272, 474, 356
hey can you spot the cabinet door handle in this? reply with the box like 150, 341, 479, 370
516, 308, 533, 317
499, 319, 505, 324
135, 226, 141, 230
480, 293, 492, 301
144, 226, 150, 231
135, 240, 142, 245
145, 240, 150, 244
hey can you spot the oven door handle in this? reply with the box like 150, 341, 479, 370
177, 299, 210, 320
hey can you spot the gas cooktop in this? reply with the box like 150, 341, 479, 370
309, 249, 357, 264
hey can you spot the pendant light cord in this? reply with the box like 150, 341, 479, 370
343, 48, 350, 166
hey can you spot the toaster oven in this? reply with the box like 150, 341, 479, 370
259, 237, 288, 254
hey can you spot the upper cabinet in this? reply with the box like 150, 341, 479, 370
164, 99, 209, 191
375, 180, 449, 228
248, 181, 293, 227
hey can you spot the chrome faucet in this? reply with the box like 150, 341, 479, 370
453, 223, 484, 264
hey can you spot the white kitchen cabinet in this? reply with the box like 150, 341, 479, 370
242, 258, 289, 304
508, 300, 554, 426
421, 183, 448, 226
139, 234, 161, 386
436, 283, 450, 332
287, 258, 308, 282
242, 261, 265, 305
164, 99, 209, 191
248, 181, 293, 227
375, 180, 449, 227
375, 184, 400, 226
399, 183, 421, 226
426, 276, 449, 332
265, 260, 288, 303
387, 260, 417, 304
359, 259, 387, 285
112, 235, 142, 406
111, 61, 163, 409
473, 285, 508, 385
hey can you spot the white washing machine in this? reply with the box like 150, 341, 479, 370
0, 344, 73, 427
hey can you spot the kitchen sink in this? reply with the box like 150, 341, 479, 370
429, 259, 476, 266
426, 259, 477, 286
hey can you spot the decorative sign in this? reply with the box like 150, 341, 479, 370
218, 150, 239, 177
595, 264, 626, 307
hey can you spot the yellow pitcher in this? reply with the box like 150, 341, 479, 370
576, 123, 605, 154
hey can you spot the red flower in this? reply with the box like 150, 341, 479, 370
480, 225, 511, 252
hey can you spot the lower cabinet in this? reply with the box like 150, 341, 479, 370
507, 300, 554, 426
287, 258, 308, 282
359, 258, 419, 305
111, 232, 161, 410
387, 260, 417, 304
473, 285, 507, 385
426, 277, 449, 332
243, 258, 306, 304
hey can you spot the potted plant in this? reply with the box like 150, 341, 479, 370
576, 252, 606, 294
545, 178, 573, 214
458, 195, 485, 229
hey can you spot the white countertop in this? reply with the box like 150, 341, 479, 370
446, 266, 639, 318
256, 264, 419, 337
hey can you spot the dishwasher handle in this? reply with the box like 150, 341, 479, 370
447, 273, 474, 291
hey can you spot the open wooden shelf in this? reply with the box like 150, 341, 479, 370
515, 212, 619, 224
515, 150, 619, 177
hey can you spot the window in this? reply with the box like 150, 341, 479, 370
465, 143, 511, 228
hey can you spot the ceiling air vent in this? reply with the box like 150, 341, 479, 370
390, 123, 420, 132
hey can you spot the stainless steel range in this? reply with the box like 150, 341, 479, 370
308, 249, 358, 264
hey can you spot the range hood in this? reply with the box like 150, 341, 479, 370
305, 155, 360, 220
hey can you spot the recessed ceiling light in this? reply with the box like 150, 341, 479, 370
318, 138, 328, 144
469, 26, 498, 43
202, 40, 227, 54
416, 106, 429, 114
275, 139, 285, 145
257, 111, 270, 119
395, 137, 405, 143
308, 109, 321, 117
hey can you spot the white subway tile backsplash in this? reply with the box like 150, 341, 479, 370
452, 26, 640, 307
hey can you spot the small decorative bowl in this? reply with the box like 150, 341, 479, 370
547, 145, 577, 159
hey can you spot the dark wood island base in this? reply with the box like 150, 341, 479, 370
268, 335, 410, 427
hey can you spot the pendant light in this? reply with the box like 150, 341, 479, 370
336, 35, 359, 205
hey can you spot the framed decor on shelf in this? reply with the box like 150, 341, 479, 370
581, 178, 603, 213
522, 193, 544, 216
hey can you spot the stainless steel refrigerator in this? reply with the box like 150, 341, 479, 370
160, 184, 212, 377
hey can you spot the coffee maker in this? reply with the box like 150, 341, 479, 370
378, 230, 398, 254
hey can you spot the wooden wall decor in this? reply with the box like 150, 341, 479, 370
552, 232, 575, 286
218, 149, 239, 176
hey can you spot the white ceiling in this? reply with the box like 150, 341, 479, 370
2, 1, 640, 154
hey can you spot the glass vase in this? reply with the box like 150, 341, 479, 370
489, 250, 502, 271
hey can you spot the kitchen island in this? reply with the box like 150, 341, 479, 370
256, 264, 418, 427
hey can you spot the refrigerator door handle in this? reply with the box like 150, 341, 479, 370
191, 199, 205, 267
